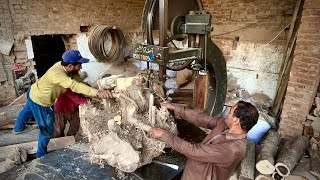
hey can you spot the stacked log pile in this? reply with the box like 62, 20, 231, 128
230, 130, 320, 180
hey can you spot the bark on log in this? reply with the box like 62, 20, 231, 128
291, 157, 317, 180
0, 136, 75, 160
275, 136, 309, 177
239, 141, 255, 180
309, 149, 320, 179
255, 171, 273, 180
0, 104, 25, 126
272, 172, 284, 180
256, 130, 281, 175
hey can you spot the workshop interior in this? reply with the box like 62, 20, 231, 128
0, 0, 319, 179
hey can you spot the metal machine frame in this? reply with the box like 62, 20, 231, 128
132, 0, 227, 116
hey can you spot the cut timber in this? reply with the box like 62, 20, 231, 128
0, 104, 25, 126
275, 136, 309, 177
309, 149, 320, 179
272, 172, 284, 180
239, 141, 255, 180
193, 73, 207, 111
255, 173, 273, 180
0, 124, 14, 129
256, 130, 281, 175
0, 136, 75, 160
291, 157, 317, 180
169, 89, 193, 107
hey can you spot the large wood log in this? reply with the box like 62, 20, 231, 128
0, 136, 75, 160
275, 136, 309, 177
291, 157, 317, 180
309, 149, 320, 179
0, 104, 25, 126
256, 130, 281, 175
239, 141, 255, 180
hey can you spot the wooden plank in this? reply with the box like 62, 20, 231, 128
193, 73, 208, 112
272, 33, 298, 117
0, 136, 76, 160
272, 0, 302, 117
277, 0, 302, 80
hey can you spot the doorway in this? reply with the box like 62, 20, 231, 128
31, 35, 65, 77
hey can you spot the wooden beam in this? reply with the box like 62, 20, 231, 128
272, 0, 303, 117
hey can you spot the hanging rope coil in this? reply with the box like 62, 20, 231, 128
88, 25, 126, 64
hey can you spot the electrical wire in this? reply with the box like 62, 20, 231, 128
212, 11, 284, 37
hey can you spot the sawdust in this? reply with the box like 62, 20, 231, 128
79, 76, 177, 173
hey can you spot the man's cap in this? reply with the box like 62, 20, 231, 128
62, 50, 89, 63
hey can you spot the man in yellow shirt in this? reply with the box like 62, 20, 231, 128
13, 50, 112, 158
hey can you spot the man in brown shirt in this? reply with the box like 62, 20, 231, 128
148, 101, 258, 180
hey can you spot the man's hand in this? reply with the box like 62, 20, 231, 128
161, 101, 176, 110
96, 90, 113, 99
148, 128, 165, 138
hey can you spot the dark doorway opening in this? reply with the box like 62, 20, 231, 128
31, 35, 65, 78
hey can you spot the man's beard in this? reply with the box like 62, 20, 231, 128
70, 69, 79, 75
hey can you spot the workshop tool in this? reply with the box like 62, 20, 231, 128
132, 0, 227, 116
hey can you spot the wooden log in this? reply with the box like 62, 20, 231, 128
0, 104, 25, 126
275, 136, 309, 177
254, 170, 272, 180
309, 149, 320, 179
256, 130, 281, 175
272, 172, 284, 180
239, 141, 255, 180
291, 157, 317, 180
0, 136, 75, 160
0, 123, 14, 129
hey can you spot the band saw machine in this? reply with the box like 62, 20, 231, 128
132, 0, 227, 116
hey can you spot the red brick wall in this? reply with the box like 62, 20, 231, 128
279, 0, 320, 139
0, 0, 145, 105
203, 0, 295, 43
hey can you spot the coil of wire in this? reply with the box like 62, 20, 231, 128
88, 25, 126, 64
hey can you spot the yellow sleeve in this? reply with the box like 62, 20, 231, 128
52, 72, 98, 97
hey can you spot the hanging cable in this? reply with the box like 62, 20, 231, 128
88, 25, 126, 64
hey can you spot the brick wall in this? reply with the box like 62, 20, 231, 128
279, 0, 320, 139
202, 0, 296, 62
0, 0, 145, 105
